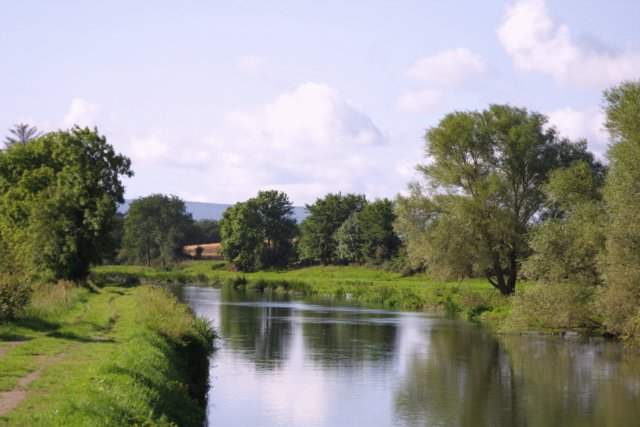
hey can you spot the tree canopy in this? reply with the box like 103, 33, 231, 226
220, 190, 297, 271
396, 104, 599, 295
122, 194, 194, 266
0, 127, 132, 280
298, 193, 367, 265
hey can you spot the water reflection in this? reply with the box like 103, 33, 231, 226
178, 286, 640, 427
218, 289, 294, 369
394, 323, 525, 426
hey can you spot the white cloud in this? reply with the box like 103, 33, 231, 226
127, 131, 212, 169
547, 106, 608, 157
401, 48, 492, 87
63, 98, 101, 128
198, 82, 415, 204
497, 0, 640, 87
396, 89, 444, 112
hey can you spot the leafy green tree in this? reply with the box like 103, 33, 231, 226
3, 123, 42, 149
358, 198, 401, 263
335, 198, 401, 265
220, 190, 297, 271
188, 219, 221, 245
398, 104, 596, 295
600, 80, 640, 337
523, 161, 605, 285
335, 213, 364, 264
298, 193, 367, 264
122, 194, 194, 266
0, 126, 132, 280
220, 201, 263, 271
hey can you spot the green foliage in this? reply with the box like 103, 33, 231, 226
335, 198, 401, 265
334, 212, 364, 263
397, 104, 597, 295
357, 198, 401, 263
121, 194, 194, 266
298, 192, 367, 264
188, 219, 221, 245
220, 190, 297, 271
523, 162, 606, 284
600, 80, 640, 338
0, 127, 132, 281
0, 275, 31, 322
505, 283, 600, 333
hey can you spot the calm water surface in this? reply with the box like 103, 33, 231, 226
178, 286, 640, 427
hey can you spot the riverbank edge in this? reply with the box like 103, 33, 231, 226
92, 262, 512, 324
0, 279, 215, 426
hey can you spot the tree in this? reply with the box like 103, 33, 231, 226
398, 104, 597, 295
298, 193, 367, 264
523, 161, 605, 285
335, 198, 401, 265
187, 219, 221, 245
220, 190, 297, 271
122, 195, 194, 266
335, 213, 364, 264
358, 198, 401, 263
600, 80, 640, 337
4, 123, 42, 149
0, 126, 132, 280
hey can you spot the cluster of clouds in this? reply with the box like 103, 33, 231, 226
497, 0, 640, 87
44, 0, 638, 203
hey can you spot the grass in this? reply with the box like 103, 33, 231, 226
0, 278, 215, 426
93, 261, 515, 321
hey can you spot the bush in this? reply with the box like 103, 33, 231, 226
0, 275, 31, 322
504, 283, 601, 334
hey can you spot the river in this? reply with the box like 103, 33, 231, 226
178, 286, 640, 427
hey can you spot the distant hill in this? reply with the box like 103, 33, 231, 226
118, 200, 309, 223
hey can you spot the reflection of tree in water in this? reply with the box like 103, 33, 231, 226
394, 323, 526, 427
394, 323, 640, 427
218, 289, 293, 370
302, 311, 397, 367
498, 336, 640, 427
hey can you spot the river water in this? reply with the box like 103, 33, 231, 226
178, 286, 640, 427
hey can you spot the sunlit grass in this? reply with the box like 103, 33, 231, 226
94, 261, 515, 319
0, 280, 214, 426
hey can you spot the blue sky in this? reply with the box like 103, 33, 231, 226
2, 0, 639, 204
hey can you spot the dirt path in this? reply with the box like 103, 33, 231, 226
0, 349, 71, 416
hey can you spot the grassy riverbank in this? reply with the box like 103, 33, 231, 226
0, 279, 214, 426
94, 261, 513, 321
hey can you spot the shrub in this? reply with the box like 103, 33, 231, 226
0, 275, 31, 322
504, 282, 601, 333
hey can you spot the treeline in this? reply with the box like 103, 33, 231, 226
218, 191, 401, 272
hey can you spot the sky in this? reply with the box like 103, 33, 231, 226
2, 0, 639, 205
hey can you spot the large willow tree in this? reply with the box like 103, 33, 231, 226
396, 104, 597, 295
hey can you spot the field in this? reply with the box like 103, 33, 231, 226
183, 243, 223, 260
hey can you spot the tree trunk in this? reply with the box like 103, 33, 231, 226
486, 258, 515, 296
